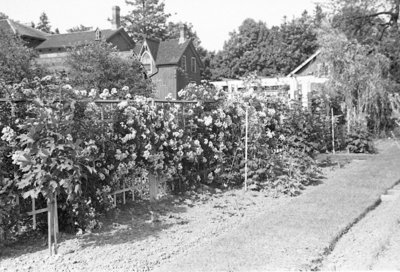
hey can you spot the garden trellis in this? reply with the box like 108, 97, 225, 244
0, 95, 215, 255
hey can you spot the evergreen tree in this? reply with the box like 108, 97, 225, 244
36, 12, 51, 33
121, 0, 170, 41
66, 25, 93, 33
0, 12, 8, 19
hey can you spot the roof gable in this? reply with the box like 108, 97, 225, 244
134, 37, 204, 67
0, 19, 48, 40
287, 50, 321, 77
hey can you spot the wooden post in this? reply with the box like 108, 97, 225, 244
54, 194, 59, 235
149, 174, 158, 202
32, 197, 36, 230
53, 196, 58, 255
47, 196, 53, 256
244, 106, 248, 191
331, 108, 335, 154
123, 182, 126, 205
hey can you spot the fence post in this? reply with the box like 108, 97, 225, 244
149, 174, 158, 202
244, 106, 249, 191
47, 196, 53, 255
331, 108, 335, 154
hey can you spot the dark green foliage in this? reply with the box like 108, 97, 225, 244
66, 25, 93, 33
36, 12, 51, 33
0, 29, 42, 85
66, 41, 153, 96
122, 0, 171, 41
210, 8, 322, 79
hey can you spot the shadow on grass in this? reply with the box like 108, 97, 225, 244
0, 195, 188, 261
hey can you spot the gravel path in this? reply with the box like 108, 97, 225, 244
153, 141, 400, 272
321, 186, 400, 270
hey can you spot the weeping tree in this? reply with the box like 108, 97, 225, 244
318, 23, 393, 134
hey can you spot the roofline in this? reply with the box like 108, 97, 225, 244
287, 50, 321, 77
106, 27, 135, 48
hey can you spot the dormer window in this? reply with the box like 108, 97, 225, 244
141, 51, 152, 74
181, 55, 187, 71
191, 57, 196, 73
95, 28, 102, 41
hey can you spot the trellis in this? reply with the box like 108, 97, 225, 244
0, 96, 205, 255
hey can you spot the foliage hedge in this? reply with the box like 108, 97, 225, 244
0, 75, 375, 239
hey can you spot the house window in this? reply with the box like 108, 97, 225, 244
95, 29, 102, 41
181, 55, 187, 71
141, 51, 152, 74
191, 57, 196, 73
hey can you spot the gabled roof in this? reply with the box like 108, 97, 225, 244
36, 27, 134, 50
136, 37, 203, 67
287, 50, 321, 77
0, 19, 48, 40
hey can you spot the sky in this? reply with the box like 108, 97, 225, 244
1, 0, 327, 52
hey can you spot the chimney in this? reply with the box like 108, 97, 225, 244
179, 23, 186, 44
112, 6, 121, 29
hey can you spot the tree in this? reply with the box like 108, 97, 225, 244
121, 0, 170, 41
0, 28, 41, 85
67, 25, 93, 33
66, 41, 153, 96
0, 12, 8, 19
318, 23, 393, 133
36, 12, 51, 33
210, 11, 319, 79
329, 0, 400, 84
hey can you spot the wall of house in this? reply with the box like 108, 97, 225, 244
36, 52, 69, 71
296, 58, 328, 77
152, 66, 177, 99
177, 46, 201, 92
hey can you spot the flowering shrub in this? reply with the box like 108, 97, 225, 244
0, 76, 336, 236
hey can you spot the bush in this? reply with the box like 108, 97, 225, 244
66, 41, 153, 97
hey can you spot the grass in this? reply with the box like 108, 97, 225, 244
153, 140, 400, 272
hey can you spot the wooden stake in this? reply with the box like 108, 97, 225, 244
32, 197, 36, 230
47, 196, 53, 256
331, 108, 335, 154
245, 106, 248, 191
53, 196, 58, 255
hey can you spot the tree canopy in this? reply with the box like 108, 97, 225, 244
121, 0, 171, 41
66, 41, 153, 96
0, 28, 41, 85
66, 25, 93, 33
36, 12, 52, 33
209, 8, 322, 80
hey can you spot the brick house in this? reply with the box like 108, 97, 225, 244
134, 24, 203, 99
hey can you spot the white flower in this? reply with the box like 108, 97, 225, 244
118, 101, 128, 109
80, 90, 87, 96
66, 134, 73, 142
204, 116, 213, 126
111, 88, 117, 95
122, 86, 129, 92
143, 150, 150, 159
268, 109, 276, 115
1, 126, 15, 142
125, 93, 132, 99
89, 89, 97, 98
62, 84, 72, 90
194, 140, 200, 146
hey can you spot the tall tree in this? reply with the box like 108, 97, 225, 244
121, 0, 170, 41
0, 12, 8, 19
36, 12, 51, 33
66, 25, 93, 33
210, 11, 320, 79
329, 0, 400, 83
